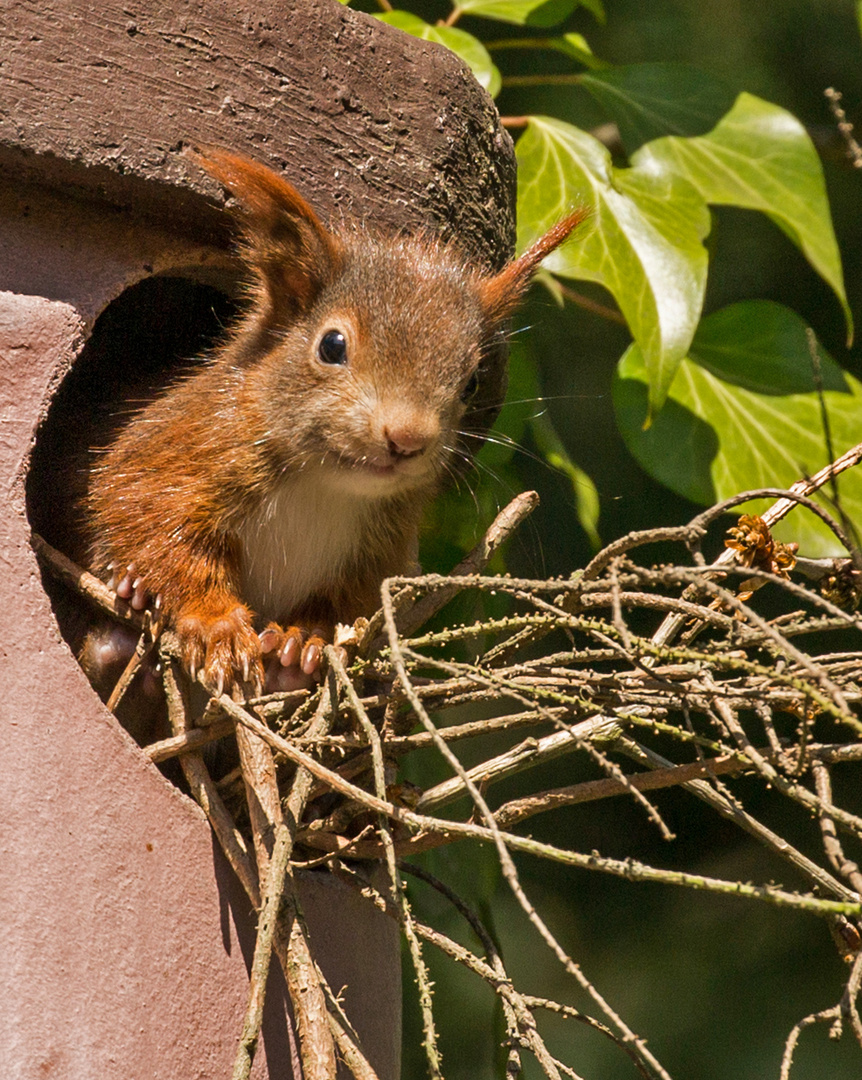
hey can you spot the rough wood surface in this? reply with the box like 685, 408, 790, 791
0, 0, 516, 262
2, 5, 515, 1076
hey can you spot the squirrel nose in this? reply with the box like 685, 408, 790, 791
382, 414, 439, 458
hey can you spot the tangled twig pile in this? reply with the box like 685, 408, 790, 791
34, 442, 862, 1080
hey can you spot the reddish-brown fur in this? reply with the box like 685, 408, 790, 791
85, 146, 585, 694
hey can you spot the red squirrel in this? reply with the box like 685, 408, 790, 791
84, 146, 584, 697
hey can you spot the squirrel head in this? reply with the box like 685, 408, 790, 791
187, 145, 585, 497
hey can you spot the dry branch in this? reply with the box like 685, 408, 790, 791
33, 444, 862, 1080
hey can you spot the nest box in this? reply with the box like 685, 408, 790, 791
0, 3, 515, 1077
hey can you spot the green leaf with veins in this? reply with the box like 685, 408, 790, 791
549, 32, 604, 68
613, 301, 861, 556
516, 116, 710, 418
453, 0, 603, 27
377, 12, 501, 96
580, 63, 736, 153
634, 93, 853, 343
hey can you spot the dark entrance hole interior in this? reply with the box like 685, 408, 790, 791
26, 274, 237, 745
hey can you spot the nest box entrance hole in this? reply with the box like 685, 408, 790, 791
26, 274, 238, 747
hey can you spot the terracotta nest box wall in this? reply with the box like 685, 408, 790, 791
0, 3, 515, 1077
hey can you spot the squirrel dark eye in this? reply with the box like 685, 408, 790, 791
460, 371, 479, 403
318, 330, 348, 366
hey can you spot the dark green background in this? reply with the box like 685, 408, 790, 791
357, 1, 862, 1077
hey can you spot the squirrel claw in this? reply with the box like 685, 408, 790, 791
301, 640, 322, 675
131, 579, 149, 611
176, 604, 263, 697
280, 632, 302, 669
258, 625, 281, 654
258, 622, 327, 692
115, 563, 137, 601
111, 564, 155, 614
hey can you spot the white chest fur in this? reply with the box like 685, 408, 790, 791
236, 475, 372, 621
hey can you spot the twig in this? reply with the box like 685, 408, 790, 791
522, 997, 654, 1080
492, 752, 752, 829
160, 647, 260, 908
616, 739, 858, 905
31, 532, 145, 629
780, 949, 862, 1079
812, 762, 862, 895
232, 822, 296, 1080
780, 1002, 842, 1080
327, 1006, 381, 1080
398, 862, 524, 1076
105, 628, 157, 713
653, 443, 862, 650
277, 910, 339, 1080
361, 490, 540, 656
705, 678, 862, 841
232, 685, 284, 880
416, 714, 622, 813
234, 680, 339, 1080
214, 696, 861, 917
825, 88, 862, 168
327, 644, 443, 1078
142, 717, 234, 763
379, 581, 676, 1080
339, 863, 568, 1080
583, 526, 703, 583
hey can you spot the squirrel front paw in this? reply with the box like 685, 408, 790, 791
176, 604, 264, 695
258, 622, 328, 693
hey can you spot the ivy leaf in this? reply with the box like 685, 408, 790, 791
634, 93, 853, 343
485, 32, 605, 71
453, 0, 603, 27
531, 412, 602, 549
516, 116, 710, 417
613, 300, 862, 556
544, 33, 606, 70
580, 63, 736, 154
499, 343, 602, 547
377, 12, 501, 96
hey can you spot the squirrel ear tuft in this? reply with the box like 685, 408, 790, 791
479, 209, 588, 324
187, 144, 342, 315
